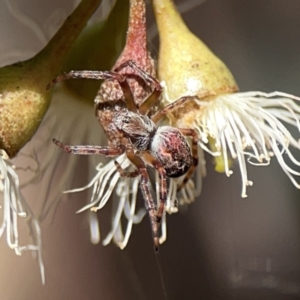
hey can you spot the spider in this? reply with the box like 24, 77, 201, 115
48, 60, 199, 250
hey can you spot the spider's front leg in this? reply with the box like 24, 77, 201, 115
114, 60, 163, 115
114, 60, 161, 92
46, 69, 137, 112
151, 95, 197, 124
53, 139, 125, 156
47, 70, 124, 89
126, 149, 160, 251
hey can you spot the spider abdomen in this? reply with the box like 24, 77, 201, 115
151, 126, 193, 178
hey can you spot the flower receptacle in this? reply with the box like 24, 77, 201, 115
152, 0, 238, 102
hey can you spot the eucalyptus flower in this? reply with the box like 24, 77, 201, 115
152, 0, 300, 197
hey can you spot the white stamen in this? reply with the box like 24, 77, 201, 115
88, 211, 100, 244
194, 91, 300, 196
65, 154, 149, 248
0, 154, 45, 284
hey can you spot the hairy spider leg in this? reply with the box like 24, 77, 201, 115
176, 129, 199, 191
142, 152, 167, 225
126, 149, 160, 251
114, 160, 139, 177
114, 60, 163, 115
115, 151, 168, 235
151, 95, 197, 124
46, 69, 137, 113
52, 139, 125, 156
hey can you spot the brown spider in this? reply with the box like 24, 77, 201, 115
48, 60, 199, 250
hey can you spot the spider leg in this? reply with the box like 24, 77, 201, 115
114, 60, 161, 89
47, 70, 122, 89
151, 89, 214, 123
126, 149, 160, 251
114, 160, 139, 178
114, 60, 163, 115
176, 129, 199, 191
47, 70, 137, 113
142, 153, 167, 226
151, 96, 197, 123
138, 84, 162, 115
53, 139, 124, 156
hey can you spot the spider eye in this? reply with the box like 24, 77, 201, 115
151, 126, 192, 177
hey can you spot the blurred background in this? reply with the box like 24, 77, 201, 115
1, 0, 300, 299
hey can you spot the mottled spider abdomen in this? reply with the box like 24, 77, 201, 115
151, 126, 193, 178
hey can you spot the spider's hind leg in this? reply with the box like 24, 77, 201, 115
114, 160, 139, 178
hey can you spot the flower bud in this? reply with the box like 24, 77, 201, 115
152, 0, 238, 102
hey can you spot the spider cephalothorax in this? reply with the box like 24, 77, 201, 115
114, 109, 156, 151
49, 60, 199, 250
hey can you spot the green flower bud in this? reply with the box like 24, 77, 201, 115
152, 0, 238, 103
